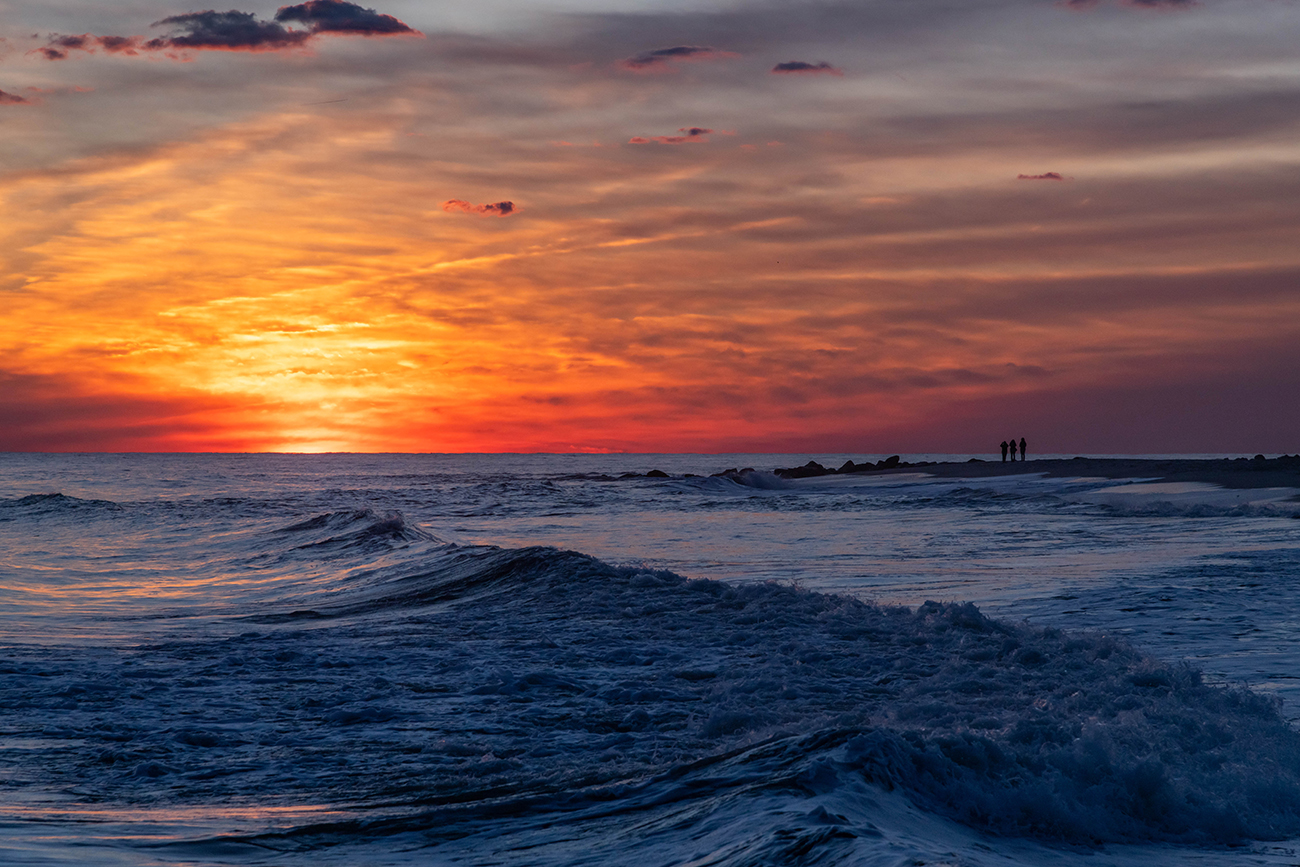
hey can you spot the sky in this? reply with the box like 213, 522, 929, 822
1, 0, 1298, 453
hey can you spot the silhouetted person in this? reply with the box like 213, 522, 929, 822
1000, 441, 1008, 462
1007, 437, 1016, 461
1019, 437, 1027, 461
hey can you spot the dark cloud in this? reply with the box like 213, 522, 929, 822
629, 127, 714, 144
619, 45, 736, 71
145, 10, 311, 51
274, 0, 417, 35
1017, 172, 1067, 180
36, 3, 416, 60
0, 89, 30, 105
443, 199, 517, 217
771, 61, 842, 76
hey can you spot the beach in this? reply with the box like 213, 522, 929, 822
912, 455, 1300, 490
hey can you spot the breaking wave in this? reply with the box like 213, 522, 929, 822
94, 520, 1300, 851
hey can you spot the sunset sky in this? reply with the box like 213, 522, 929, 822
2, 0, 1298, 453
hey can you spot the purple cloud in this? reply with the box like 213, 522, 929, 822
629, 127, 714, 144
32, 34, 144, 60
1017, 172, 1068, 181
274, 0, 417, 35
619, 45, 737, 72
772, 61, 843, 76
0, 89, 30, 105
34, 34, 92, 61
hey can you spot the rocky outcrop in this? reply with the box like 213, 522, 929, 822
772, 455, 931, 479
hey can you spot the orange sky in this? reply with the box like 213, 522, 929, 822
2, 0, 1299, 452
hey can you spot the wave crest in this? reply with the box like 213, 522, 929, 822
274, 509, 442, 551
0, 492, 123, 517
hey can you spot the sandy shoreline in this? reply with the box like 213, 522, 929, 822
905, 455, 1300, 491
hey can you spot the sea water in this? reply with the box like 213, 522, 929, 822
2, 452, 1300, 866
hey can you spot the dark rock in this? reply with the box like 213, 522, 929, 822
876, 455, 901, 469
646, 469, 669, 478
773, 460, 832, 479
838, 460, 857, 473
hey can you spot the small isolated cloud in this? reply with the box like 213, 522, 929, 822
619, 45, 736, 72
274, 0, 417, 35
36, 2, 417, 60
0, 89, 30, 105
629, 127, 714, 144
443, 199, 517, 217
1018, 172, 1068, 181
771, 61, 842, 76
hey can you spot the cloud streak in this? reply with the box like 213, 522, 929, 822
629, 127, 714, 144
771, 61, 843, 76
619, 45, 737, 72
443, 199, 517, 217
1017, 172, 1067, 181
1064, 0, 1197, 8
0, 89, 30, 105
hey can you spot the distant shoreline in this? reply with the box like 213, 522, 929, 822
900, 455, 1300, 491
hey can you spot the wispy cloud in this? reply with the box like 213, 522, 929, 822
629, 127, 714, 144
1017, 172, 1067, 181
1063, 0, 1197, 8
771, 61, 842, 76
443, 199, 517, 217
619, 45, 737, 72
0, 89, 30, 105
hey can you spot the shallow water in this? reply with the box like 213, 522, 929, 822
2, 453, 1299, 866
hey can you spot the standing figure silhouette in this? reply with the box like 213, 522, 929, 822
1019, 437, 1027, 461
1008, 437, 1016, 461
1000, 441, 1008, 462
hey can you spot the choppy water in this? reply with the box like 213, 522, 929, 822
2, 453, 1300, 866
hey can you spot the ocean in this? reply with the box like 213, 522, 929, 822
2, 452, 1300, 866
